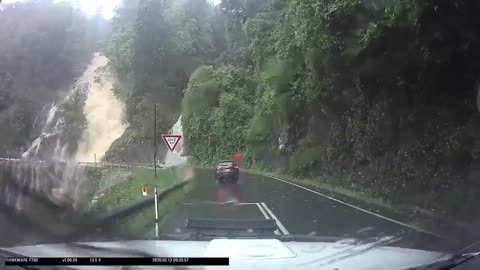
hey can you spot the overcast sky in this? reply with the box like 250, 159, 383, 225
3, 0, 222, 19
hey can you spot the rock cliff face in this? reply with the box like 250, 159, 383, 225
21, 81, 89, 161
104, 130, 167, 164
106, 116, 186, 166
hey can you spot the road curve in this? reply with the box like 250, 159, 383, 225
157, 168, 455, 253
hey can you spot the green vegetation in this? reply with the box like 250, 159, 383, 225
182, 65, 255, 164
90, 168, 177, 213
84, 165, 193, 237
104, 0, 218, 147
106, 0, 480, 221
88, 166, 191, 213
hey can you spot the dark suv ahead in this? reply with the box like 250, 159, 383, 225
215, 160, 239, 183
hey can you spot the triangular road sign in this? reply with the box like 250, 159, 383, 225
162, 135, 182, 152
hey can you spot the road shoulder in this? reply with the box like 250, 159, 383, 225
240, 169, 479, 246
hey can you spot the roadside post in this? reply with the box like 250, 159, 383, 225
154, 185, 159, 239
94, 153, 97, 169
142, 185, 147, 196
154, 104, 157, 177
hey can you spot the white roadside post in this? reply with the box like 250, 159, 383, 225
154, 185, 159, 239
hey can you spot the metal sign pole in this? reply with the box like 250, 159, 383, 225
154, 104, 157, 177
154, 185, 159, 239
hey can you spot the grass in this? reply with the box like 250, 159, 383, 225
241, 166, 394, 210
89, 167, 183, 213
301, 178, 392, 208
121, 182, 193, 237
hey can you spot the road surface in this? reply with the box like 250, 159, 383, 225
156, 168, 456, 253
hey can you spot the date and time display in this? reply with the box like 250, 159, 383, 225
5, 257, 228, 266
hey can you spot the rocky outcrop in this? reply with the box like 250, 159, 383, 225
105, 129, 167, 164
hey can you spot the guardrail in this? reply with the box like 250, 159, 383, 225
0, 157, 164, 170
67, 179, 190, 240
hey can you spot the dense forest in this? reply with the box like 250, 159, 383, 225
0, 0, 110, 156
105, 0, 480, 220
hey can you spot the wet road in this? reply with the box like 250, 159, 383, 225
158, 168, 453, 252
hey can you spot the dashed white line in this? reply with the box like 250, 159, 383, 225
256, 203, 280, 235
262, 174, 440, 237
261, 202, 290, 235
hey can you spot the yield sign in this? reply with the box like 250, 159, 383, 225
162, 135, 182, 152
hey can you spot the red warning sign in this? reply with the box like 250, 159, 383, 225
162, 135, 182, 152
232, 153, 244, 164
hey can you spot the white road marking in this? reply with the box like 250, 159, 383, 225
183, 201, 281, 234
256, 203, 280, 235
261, 202, 290, 235
183, 202, 258, 205
262, 174, 440, 237
256, 203, 270, 219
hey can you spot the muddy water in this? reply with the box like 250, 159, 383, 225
75, 54, 127, 162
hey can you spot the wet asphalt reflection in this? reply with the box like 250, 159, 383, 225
158, 169, 455, 253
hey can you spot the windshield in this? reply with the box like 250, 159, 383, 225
1, 0, 480, 269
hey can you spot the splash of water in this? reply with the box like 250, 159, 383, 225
0, 160, 89, 212
21, 102, 62, 159
74, 54, 127, 162
164, 116, 187, 167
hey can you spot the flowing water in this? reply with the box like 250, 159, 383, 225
74, 54, 127, 162
164, 116, 187, 167
21, 53, 127, 162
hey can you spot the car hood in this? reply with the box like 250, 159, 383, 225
4, 238, 448, 270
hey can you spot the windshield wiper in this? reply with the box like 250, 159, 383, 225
404, 252, 480, 270
155, 231, 345, 242
65, 242, 159, 257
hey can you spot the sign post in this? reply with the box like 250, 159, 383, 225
154, 104, 157, 177
142, 185, 147, 196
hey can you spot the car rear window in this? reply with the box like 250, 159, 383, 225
219, 161, 234, 166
